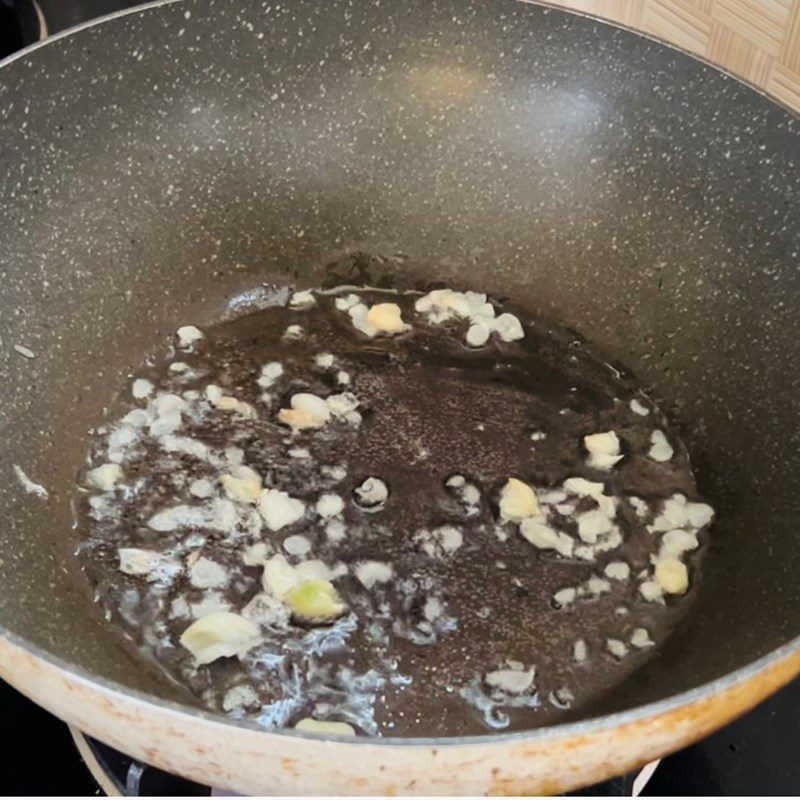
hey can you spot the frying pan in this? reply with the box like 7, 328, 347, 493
1, 0, 798, 793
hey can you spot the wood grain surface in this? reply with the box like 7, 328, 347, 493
545, 0, 800, 112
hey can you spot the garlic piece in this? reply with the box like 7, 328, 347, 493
576, 508, 612, 543
315, 493, 344, 519
485, 666, 535, 694
355, 561, 394, 589
466, 322, 491, 347
285, 579, 347, 624
649, 430, 674, 462
639, 580, 664, 602
353, 477, 388, 512
326, 392, 359, 418
86, 463, 123, 491
499, 478, 540, 522
179, 612, 261, 665
563, 476, 617, 518
606, 639, 629, 659
258, 489, 305, 531
492, 312, 524, 342
132, 378, 154, 399
177, 325, 204, 347
630, 628, 655, 649
189, 478, 214, 499
553, 587, 577, 607
334, 293, 360, 311
604, 561, 630, 581
242, 592, 291, 627
325, 519, 346, 541
659, 529, 699, 560
278, 393, 331, 430
655, 558, 689, 595
365, 302, 408, 334
315, 352, 335, 368
118, 548, 180, 582
584, 431, 623, 470
289, 289, 316, 308
242, 541, 270, 566
520, 519, 573, 557
417, 525, 464, 557
294, 718, 356, 736
284, 324, 304, 339
221, 465, 262, 504
262, 554, 300, 599
630, 398, 650, 416
189, 557, 229, 589
686, 501, 715, 528
283, 534, 311, 557
573, 639, 588, 663
346, 303, 378, 337
223, 685, 260, 712
213, 395, 257, 418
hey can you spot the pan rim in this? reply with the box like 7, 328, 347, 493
3, 622, 799, 746
1, 0, 799, 749
1, 0, 797, 121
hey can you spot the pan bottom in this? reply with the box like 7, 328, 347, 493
72, 285, 715, 737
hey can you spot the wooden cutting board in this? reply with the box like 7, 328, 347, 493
544, 0, 800, 113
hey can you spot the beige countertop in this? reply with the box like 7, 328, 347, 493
544, 0, 800, 112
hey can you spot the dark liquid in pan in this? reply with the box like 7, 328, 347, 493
76, 289, 712, 736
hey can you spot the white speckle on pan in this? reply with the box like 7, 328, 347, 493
13, 344, 35, 359
13, 465, 48, 498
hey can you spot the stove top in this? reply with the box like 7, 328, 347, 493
2, 1, 799, 795
5, 673, 800, 795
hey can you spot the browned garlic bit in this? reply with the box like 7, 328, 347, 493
654, 558, 689, 595
499, 478, 540, 521
366, 303, 408, 334
338, 294, 409, 338
278, 393, 331, 430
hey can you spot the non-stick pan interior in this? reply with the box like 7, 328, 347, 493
0, 0, 798, 721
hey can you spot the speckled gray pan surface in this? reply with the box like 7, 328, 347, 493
0, 0, 798, 719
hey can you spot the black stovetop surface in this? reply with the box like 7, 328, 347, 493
5, 673, 800, 795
